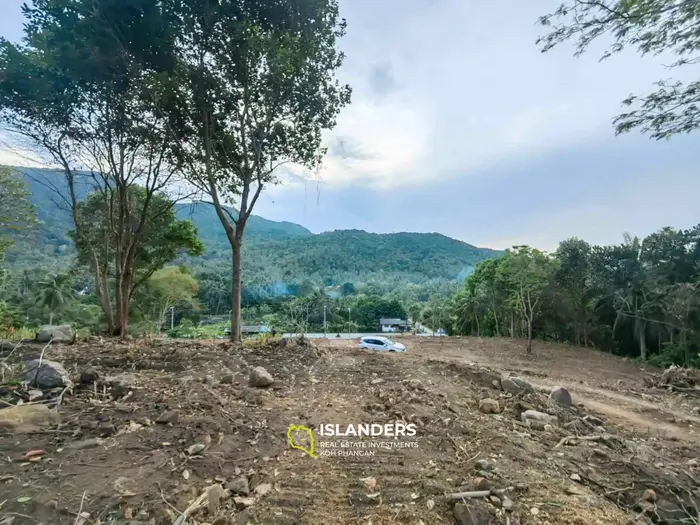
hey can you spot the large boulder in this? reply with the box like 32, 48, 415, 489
36, 324, 74, 344
501, 376, 534, 395
249, 367, 274, 387
549, 386, 572, 407
22, 359, 71, 389
0, 404, 61, 433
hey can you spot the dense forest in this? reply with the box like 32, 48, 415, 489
448, 231, 700, 367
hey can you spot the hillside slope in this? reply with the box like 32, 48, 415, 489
4, 167, 502, 283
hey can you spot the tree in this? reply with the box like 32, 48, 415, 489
149, 266, 199, 330
0, 0, 186, 336
37, 272, 75, 325
70, 188, 203, 334
499, 247, 556, 354
537, 0, 700, 139
170, 0, 351, 342
0, 167, 36, 260
555, 238, 592, 346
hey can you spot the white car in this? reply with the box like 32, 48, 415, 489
358, 336, 406, 352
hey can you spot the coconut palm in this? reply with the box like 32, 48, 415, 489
37, 273, 75, 325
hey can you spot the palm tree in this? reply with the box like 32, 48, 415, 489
37, 273, 75, 325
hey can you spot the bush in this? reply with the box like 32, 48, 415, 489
648, 343, 700, 368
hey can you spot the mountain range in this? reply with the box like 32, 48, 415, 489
4, 167, 503, 285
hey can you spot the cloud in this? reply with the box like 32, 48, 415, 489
2, 0, 699, 251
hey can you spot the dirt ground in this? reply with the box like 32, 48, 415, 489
1, 336, 699, 525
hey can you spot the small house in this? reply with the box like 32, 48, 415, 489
380, 318, 407, 333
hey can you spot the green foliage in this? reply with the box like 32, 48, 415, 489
70, 188, 204, 291
36, 272, 76, 324
0, 166, 36, 260
450, 225, 700, 365
537, 0, 700, 138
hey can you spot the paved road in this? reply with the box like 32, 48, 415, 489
280, 332, 441, 339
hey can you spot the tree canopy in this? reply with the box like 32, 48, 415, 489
537, 0, 700, 138
449, 225, 700, 366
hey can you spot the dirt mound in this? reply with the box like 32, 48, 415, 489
0, 337, 698, 524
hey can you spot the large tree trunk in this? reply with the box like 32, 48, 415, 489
639, 322, 647, 360
92, 256, 114, 334
230, 238, 243, 343
526, 316, 533, 354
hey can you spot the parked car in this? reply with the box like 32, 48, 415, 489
358, 336, 406, 353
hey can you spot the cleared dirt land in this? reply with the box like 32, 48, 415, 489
1, 336, 699, 525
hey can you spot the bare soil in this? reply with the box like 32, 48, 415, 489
1, 336, 699, 525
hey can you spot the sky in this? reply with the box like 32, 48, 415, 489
1, 0, 698, 251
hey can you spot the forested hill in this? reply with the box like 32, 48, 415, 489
4, 167, 502, 283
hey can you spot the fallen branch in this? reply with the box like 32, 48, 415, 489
172, 490, 208, 525
446, 490, 490, 501
1, 341, 23, 363
554, 435, 605, 448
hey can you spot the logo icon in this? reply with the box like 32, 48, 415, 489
287, 424, 315, 458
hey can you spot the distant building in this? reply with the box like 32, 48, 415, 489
380, 318, 407, 333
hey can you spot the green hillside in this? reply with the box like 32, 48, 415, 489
3, 167, 502, 285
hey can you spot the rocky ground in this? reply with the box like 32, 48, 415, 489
0, 336, 699, 525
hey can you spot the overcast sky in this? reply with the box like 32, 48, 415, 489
1, 0, 697, 250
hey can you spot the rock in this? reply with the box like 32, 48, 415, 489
453, 503, 491, 525
98, 422, 117, 437
220, 373, 234, 384
36, 324, 74, 343
237, 509, 250, 524
226, 477, 250, 496
370, 378, 385, 385
253, 483, 272, 497
249, 367, 274, 387
79, 367, 99, 385
22, 359, 71, 389
66, 438, 102, 450
521, 410, 557, 429
489, 496, 502, 508
426, 499, 435, 510
233, 497, 256, 509
549, 386, 572, 407
101, 373, 137, 397
474, 459, 492, 472
155, 410, 179, 424
0, 404, 61, 433
405, 379, 423, 390
478, 398, 500, 414
501, 376, 534, 395
643, 488, 656, 502
203, 375, 214, 386
492, 380, 501, 390
473, 477, 491, 491
502, 498, 514, 511
530, 507, 540, 516
570, 473, 582, 482
27, 389, 43, 402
